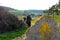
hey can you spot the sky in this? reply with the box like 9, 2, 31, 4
0, 0, 59, 10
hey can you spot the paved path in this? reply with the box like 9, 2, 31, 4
26, 16, 60, 40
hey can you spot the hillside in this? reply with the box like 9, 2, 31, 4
0, 6, 43, 16
0, 6, 24, 16
25, 10, 43, 14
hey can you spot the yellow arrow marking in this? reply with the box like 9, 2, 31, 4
39, 22, 51, 40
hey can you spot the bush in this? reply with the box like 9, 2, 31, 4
0, 6, 26, 33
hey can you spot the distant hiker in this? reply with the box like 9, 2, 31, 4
26, 15, 32, 27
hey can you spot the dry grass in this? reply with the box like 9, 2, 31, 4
17, 16, 24, 20
31, 16, 44, 26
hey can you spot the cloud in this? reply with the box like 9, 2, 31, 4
0, 0, 59, 10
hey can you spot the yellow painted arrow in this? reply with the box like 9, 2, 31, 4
39, 22, 51, 40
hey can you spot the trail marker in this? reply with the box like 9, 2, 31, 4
39, 22, 51, 40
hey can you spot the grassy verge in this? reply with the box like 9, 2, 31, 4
31, 18, 36, 23
58, 27, 60, 34
0, 27, 28, 40
51, 14, 60, 34
31, 16, 44, 25
52, 14, 60, 22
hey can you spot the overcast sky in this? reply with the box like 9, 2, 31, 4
0, 0, 59, 10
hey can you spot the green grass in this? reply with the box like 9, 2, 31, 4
53, 15, 60, 22
0, 27, 28, 40
51, 14, 60, 34
58, 27, 60, 34
31, 18, 36, 23
50, 14, 60, 22
44, 15, 60, 23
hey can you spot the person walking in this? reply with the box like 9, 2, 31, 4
26, 15, 32, 27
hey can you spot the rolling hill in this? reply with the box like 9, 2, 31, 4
25, 10, 43, 15
0, 6, 43, 16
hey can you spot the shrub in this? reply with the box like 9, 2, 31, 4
0, 6, 26, 33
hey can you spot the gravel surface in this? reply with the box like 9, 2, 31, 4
12, 16, 60, 40
26, 16, 60, 40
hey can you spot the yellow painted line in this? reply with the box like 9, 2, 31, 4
39, 22, 51, 40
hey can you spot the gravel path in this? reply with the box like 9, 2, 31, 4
12, 16, 41, 40
12, 16, 60, 40
26, 16, 60, 40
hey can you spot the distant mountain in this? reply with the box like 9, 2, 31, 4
25, 10, 43, 13
0, 6, 43, 16
25, 10, 43, 15
0, 6, 24, 16
1, 6, 15, 11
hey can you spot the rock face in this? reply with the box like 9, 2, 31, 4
0, 6, 26, 33
26, 16, 60, 40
